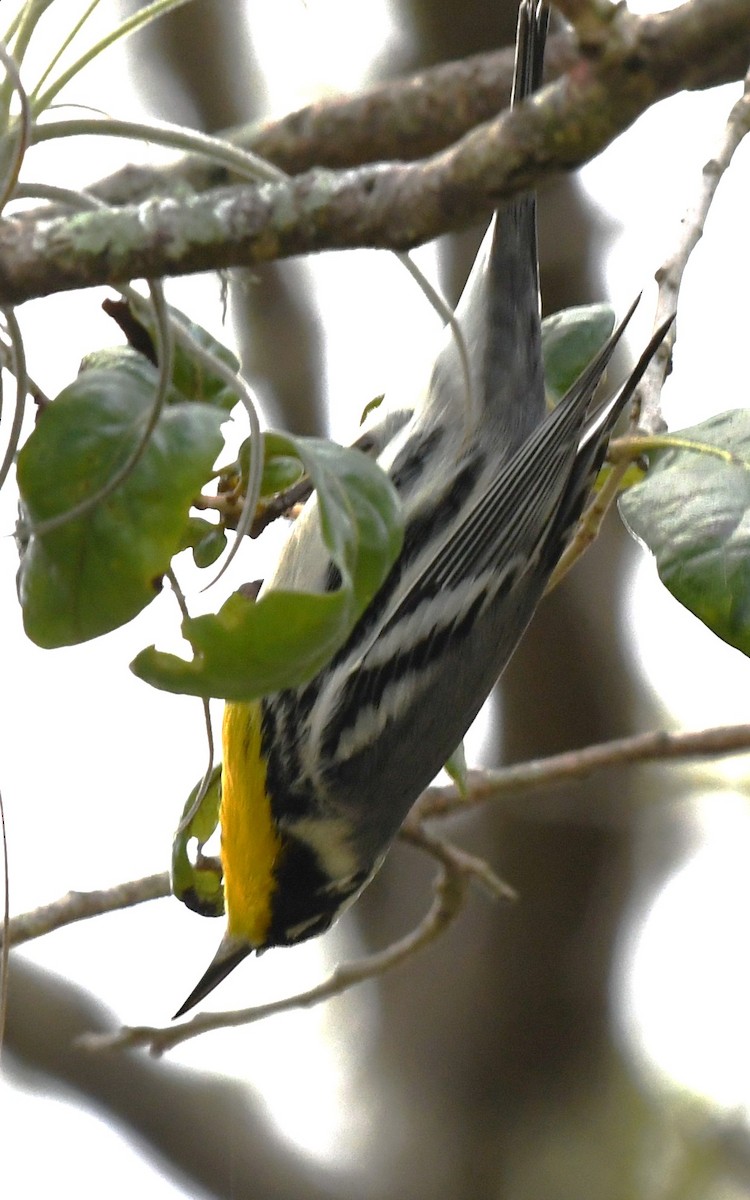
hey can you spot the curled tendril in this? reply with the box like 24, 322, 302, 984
166, 567, 216, 830
0, 40, 31, 214
30, 115, 285, 183
395, 250, 474, 433
0, 306, 28, 492
6, 183, 175, 537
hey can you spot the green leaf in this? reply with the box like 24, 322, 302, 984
260, 453, 305, 497
179, 515, 217, 552
192, 526, 228, 569
542, 303, 615, 403
80, 346, 172, 393
280, 434, 402, 613
179, 514, 228, 569
359, 393, 385, 425
133, 587, 352, 698
143, 304, 241, 411
619, 410, 750, 656
132, 434, 404, 699
17, 365, 225, 647
172, 766, 225, 918
237, 436, 305, 498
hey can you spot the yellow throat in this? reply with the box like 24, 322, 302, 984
220, 699, 282, 946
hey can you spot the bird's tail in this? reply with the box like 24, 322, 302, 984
437, 2, 550, 449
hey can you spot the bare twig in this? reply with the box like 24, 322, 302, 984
415, 723, 750, 820
1, 872, 171, 948
550, 63, 750, 580
550, 59, 750, 577
401, 820, 517, 902
248, 477, 313, 536
80, 829, 476, 1054
637, 62, 750, 435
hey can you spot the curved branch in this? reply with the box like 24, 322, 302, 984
21, 32, 578, 214
81, 827, 476, 1054
0, 0, 748, 305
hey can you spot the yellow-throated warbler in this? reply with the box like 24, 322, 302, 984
176, 0, 667, 1015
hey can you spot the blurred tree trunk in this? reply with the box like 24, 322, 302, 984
5, 958, 341, 1200
350, 4, 650, 1198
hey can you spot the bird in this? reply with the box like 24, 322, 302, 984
175, 0, 669, 1017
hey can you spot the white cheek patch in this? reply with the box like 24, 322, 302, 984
289, 815, 360, 883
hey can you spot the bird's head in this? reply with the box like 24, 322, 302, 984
174, 699, 372, 1017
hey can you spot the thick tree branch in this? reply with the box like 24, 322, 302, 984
0, 0, 748, 306
69, 32, 578, 208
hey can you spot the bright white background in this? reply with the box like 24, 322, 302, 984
1, 1, 750, 1195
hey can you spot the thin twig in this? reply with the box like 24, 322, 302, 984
1, 872, 171, 948
80, 829, 475, 1054
6, 721, 750, 952
415, 723, 750, 820
637, 62, 750, 435
546, 453, 630, 589
400, 821, 517, 902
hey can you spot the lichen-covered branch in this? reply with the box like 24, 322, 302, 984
0, 0, 748, 306
67, 32, 578, 207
